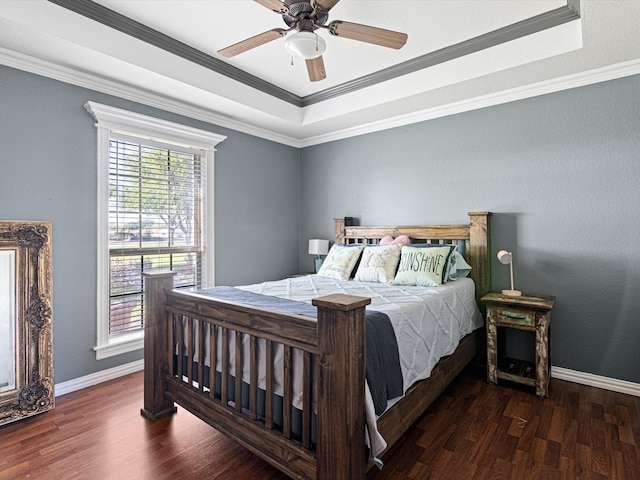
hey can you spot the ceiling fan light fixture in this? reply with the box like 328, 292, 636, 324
284, 31, 326, 59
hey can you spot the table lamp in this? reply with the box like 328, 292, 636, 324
308, 239, 329, 273
497, 250, 522, 296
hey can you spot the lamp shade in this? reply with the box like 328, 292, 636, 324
497, 250, 513, 265
284, 31, 326, 59
308, 239, 329, 256
496, 250, 521, 296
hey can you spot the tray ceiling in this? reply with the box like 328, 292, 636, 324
1, 1, 639, 146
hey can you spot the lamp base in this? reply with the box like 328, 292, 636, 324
502, 289, 522, 297
314, 256, 324, 273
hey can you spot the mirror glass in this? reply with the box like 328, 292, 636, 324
0, 250, 15, 393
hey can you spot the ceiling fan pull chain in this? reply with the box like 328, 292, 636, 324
291, 56, 294, 66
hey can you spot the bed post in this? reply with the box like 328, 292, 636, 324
334, 217, 355, 244
140, 271, 178, 420
334, 217, 346, 244
467, 212, 492, 304
312, 294, 371, 480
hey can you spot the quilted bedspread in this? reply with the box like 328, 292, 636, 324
239, 275, 484, 395
198, 286, 402, 415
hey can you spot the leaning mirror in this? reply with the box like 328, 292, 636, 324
0, 221, 53, 426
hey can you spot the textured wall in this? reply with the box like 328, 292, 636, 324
0, 66, 300, 383
300, 74, 640, 383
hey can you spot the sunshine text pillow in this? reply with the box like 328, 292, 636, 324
354, 244, 403, 284
317, 244, 364, 280
393, 245, 456, 287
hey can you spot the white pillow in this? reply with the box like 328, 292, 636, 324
316, 244, 364, 281
354, 245, 402, 284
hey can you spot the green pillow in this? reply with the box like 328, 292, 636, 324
393, 245, 456, 286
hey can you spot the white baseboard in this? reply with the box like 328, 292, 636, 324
551, 366, 640, 397
53, 361, 640, 398
54, 359, 144, 397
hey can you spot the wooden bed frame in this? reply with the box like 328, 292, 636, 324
141, 211, 491, 480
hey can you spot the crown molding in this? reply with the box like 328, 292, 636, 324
47, 0, 302, 107
0, 46, 302, 148
301, 4, 580, 106
299, 58, 640, 147
46, 0, 579, 107
1, 47, 639, 148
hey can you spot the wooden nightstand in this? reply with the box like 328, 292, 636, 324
482, 291, 555, 397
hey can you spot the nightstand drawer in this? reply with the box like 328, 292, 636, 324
494, 307, 535, 327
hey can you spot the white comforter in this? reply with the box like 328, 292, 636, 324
239, 275, 484, 396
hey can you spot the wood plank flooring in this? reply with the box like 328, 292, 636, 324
1, 366, 639, 479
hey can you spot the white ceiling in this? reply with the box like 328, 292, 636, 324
1, 1, 639, 147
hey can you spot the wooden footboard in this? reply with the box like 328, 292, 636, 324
141, 271, 372, 480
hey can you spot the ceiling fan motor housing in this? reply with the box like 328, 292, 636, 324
217, 0, 407, 81
282, 1, 328, 29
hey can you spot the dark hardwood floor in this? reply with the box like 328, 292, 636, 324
1, 366, 639, 479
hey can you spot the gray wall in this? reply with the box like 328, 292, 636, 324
300, 73, 640, 384
2, 63, 639, 387
0, 66, 300, 383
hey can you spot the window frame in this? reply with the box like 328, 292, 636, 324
86, 101, 225, 360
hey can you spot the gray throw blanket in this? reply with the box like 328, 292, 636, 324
199, 286, 403, 415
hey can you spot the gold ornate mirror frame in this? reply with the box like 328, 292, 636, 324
0, 221, 54, 426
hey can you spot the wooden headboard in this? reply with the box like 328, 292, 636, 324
333, 212, 492, 303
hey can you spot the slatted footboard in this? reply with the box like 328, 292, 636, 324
141, 271, 371, 480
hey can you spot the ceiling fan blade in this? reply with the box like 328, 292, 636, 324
218, 29, 287, 58
306, 56, 327, 82
253, 0, 289, 14
311, 0, 341, 12
328, 21, 408, 49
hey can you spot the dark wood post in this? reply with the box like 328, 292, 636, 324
140, 271, 178, 420
313, 294, 371, 480
468, 211, 492, 304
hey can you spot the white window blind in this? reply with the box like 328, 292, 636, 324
108, 138, 203, 335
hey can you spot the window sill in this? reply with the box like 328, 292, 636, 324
94, 331, 144, 360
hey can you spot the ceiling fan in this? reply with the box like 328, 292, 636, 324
217, 0, 408, 82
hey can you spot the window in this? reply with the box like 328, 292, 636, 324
86, 102, 225, 359
108, 137, 202, 335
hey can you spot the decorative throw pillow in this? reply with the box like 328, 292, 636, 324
448, 251, 472, 280
379, 235, 410, 246
403, 243, 471, 281
354, 244, 403, 284
393, 245, 456, 286
317, 244, 364, 281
